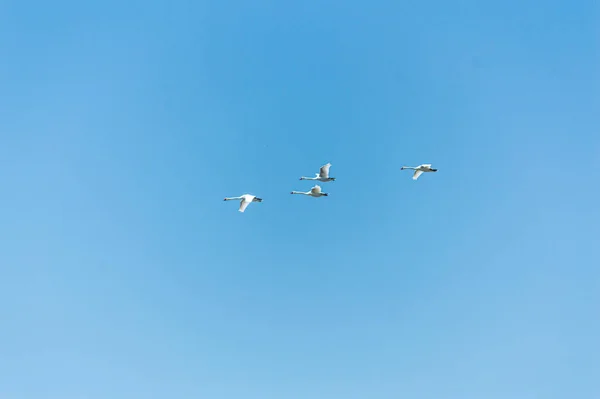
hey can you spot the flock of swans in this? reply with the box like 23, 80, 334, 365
224, 162, 438, 213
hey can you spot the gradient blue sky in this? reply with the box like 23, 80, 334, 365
1, 0, 599, 398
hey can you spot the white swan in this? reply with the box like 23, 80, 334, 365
400, 164, 438, 180
290, 184, 329, 197
223, 194, 263, 212
299, 163, 335, 182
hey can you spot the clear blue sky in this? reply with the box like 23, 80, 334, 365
1, 0, 598, 398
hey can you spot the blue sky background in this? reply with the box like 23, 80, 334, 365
1, 0, 598, 398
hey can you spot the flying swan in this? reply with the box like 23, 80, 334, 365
299, 163, 336, 182
223, 194, 263, 212
400, 164, 438, 180
290, 184, 329, 197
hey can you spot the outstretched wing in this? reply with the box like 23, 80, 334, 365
413, 170, 424, 180
319, 163, 331, 178
239, 198, 251, 212
421, 164, 432, 169
311, 185, 322, 195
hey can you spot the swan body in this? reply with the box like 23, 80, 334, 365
223, 194, 263, 212
299, 163, 335, 182
400, 164, 438, 180
290, 184, 329, 197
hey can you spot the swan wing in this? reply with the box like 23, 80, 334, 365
239, 197, 252, 212
311, 185, 322, 195
422, 164, 432, 169
319, 163, 331, 178
413, 170, 424, 180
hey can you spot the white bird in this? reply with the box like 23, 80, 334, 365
400, 164, 438, 180
290, 184, 329, 197
299, 163, 336, 182
223, 194, 263, 212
